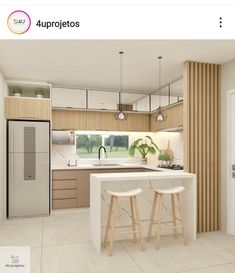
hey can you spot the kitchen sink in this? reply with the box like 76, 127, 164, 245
92, 163, 121, 167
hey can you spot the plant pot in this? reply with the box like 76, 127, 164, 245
141, 157, 147, 165
14, 93, 21, 97
36, 94, 44, 98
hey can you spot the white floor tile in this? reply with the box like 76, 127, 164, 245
2, 217, 43, 226
121, 236, 227, 273
1, 209, 234, 273
178, 263, 235, 273
41, 242, 143, 273
31, 247, 42, 273
42, 217, 90, 247
0, 223, 42, 248
197, 231, 235, 262
43, 208, 89, 223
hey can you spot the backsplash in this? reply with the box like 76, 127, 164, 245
154, 131, 184, 165
52, 131, 183, 166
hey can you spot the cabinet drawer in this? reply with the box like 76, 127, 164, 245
53, 189, 77, 199
53, 199, 77, 209
53, 179, 77, 190
53, 170, 77, 180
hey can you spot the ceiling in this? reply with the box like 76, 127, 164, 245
0, 40, 235, 94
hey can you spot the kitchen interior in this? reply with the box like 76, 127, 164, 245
0, 40, 235, 273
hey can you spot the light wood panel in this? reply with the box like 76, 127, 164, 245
183, 61, 221, 232
53, 179, 77, 190
52, 170, 77, 180
53, 199, 77, 209
53, 189, 77, 199
172, 103, 183, 128
118, 113, 150, 132
86, 111, 118, 131
5, 97, 51, 120
150, 103, 183, 132
52, 109, 150, 132
52, 109, 87, 130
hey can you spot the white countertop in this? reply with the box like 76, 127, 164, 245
90, 170, 194, 181
52, 163, 183, 173
52, 163, 147, 170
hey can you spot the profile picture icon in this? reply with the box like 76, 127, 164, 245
7, 10, 31, 34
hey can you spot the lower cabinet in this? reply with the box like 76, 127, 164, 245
52, 171, 78, 209
52, 168, 148, 209
76, 169, 101, 207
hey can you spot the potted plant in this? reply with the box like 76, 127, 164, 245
12, 87, 23, 97
158, 150, 171, 165
129, 136, 159, 164
34, 88, 44, 98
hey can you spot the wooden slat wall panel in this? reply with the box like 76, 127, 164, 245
184, 61, 221, 232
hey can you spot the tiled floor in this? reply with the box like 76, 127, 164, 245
1, 208, 235, 273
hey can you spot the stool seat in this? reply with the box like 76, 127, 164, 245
153, 186, 185, 195
107, 188, 143, 197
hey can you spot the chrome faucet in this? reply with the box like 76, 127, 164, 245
98, 146, 107, 165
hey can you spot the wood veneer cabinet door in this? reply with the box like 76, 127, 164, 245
77, 169, 101, 207
5, 97, 51, 120
118, 113, 150, 132
86, 111, 118, 131
150, 107, 173, 132
52, 109, 87, 130
150, 113, 160, 132
171, 103, 183, 128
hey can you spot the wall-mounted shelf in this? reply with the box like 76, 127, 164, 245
7, 80, 51, 99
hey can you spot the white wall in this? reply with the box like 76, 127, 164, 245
221, 58, 235, 232
0, 70, 6, 223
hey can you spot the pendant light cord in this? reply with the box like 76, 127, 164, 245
119, 51, 124, 111
158, 56, 162, 108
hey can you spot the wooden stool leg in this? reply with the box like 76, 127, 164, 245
148, 192, 158, 241
176, 193, 188, 245
133, 196, 145, 251
108, 196, 118, 256
104, 196, 114, 247
171, 194, 177, 238
130, 197, 137, 242
155, 194, 163, 250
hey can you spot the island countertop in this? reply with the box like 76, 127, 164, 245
90, 170, 197, 253
90, 170, 193, 181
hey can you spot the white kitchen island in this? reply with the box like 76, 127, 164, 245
90, 170, 196, 253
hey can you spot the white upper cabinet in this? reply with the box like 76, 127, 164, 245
52, 88, 86, 109
88, 90, 119, 110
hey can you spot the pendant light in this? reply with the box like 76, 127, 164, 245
155, 56, 167, 122
115, 51, 128, 121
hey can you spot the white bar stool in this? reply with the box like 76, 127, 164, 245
104, 188, 145, 256
148, 186, 188, 249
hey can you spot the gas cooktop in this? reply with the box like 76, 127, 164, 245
157, 164, 184, 170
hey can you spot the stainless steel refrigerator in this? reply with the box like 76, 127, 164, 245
8, 121, 50, 218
